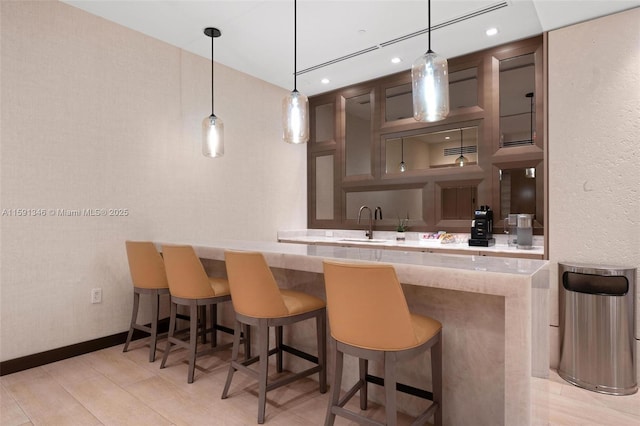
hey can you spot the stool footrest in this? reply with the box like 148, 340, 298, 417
228, 361, 322, 393
280, 343, 319, 364
336, 379, 365, 408
411, 401, 439, 426
330, 406, 385, 426
365, 374, 433, 401
266, 365, 322, 392
213, 324, 235, 335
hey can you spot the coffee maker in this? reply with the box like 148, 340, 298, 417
469, 205, 496, 247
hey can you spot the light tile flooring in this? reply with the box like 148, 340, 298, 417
1, 338, 638, 425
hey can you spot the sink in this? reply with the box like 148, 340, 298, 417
338, 238, 390, 244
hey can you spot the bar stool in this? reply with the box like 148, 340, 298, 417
322, 260, 443, 426
222, 250, 327, 424
123, 241, 169, 362
160, 244, 236, 383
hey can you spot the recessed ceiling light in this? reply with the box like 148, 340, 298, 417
486, 27, 499, 36
321, 78, 330, 84
391, 57, 402, 64
445, 136, 450, 140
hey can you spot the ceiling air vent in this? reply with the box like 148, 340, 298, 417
444, 146, 477, 157
501, 139, 534, 148
297, 1, 510, 75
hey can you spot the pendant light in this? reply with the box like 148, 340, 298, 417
399, 138, 407, 172
526, 92, 534, 144
282, 0, 309, 144
412, 0, 449, 122
202, 27, 224, 158
455, 128, 468, 167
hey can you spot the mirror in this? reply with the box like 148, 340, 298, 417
346, 189, 423, 223
499, 165, 543, 225
449, 67, 478, 109
385, 126, 478, 173
315, 155, 334, 220
345, 93, 372, 176
385, 83, 413, 121
499, 54, 535, 147
384, 67, 478, 122
314, 103, 334, 143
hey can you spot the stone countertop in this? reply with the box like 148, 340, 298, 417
159, 239, 548, 296
278, 229, 545, 257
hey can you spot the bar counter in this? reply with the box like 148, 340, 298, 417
159, 239, 549, 425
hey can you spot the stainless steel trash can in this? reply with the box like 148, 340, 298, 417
558, 263, 637, 395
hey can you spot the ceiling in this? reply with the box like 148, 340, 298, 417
62, 0, 638, 96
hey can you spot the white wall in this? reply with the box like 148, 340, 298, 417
0, 1, 306, 361
548, 8, 640, 374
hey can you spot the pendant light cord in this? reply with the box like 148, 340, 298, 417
211, 33, 215, 115
293, 0, 298, 92
428, 0, 432, 52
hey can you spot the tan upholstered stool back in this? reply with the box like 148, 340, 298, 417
323, 260, 419, 351
162, 245, 216, 299
224, 250, 288, 318
125, 241, 168, 289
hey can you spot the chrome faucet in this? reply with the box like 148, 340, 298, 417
358, 205, 373, 239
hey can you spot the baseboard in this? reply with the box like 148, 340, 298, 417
0, 319, 170, 376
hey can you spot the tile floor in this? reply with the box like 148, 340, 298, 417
1, 338, 638, 425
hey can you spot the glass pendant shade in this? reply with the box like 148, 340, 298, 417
202, 114, 224, 157
412, 50, 450, 122
455, 154, 468, 167
282, 89, 309, 144
455, 127, 467, 167
399, 161, 407, 172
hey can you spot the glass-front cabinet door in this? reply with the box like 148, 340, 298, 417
384, 126, 479, 174
499, 53, 536, 148
344, 91, 373, 178
383, 66, 480, 126
313, 103, 335, 144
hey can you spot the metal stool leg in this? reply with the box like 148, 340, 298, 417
257, 319, 269, 424
325, 346, 344, 426
123, 290, 140, 353
148, 291, 160, 362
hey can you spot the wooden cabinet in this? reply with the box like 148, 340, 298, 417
308, 36, 545, 238
441, 186, 477, 220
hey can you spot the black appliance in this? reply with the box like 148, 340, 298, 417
469, 205, 495, 247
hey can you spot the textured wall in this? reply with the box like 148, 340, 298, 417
548, 8, 640, 370
0, 1, 306, 361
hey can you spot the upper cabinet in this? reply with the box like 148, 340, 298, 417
499, 53, 536, 148
344, 90, 374, 178
308, 36, 544, 234
384, 126, 479, 174
313, 103, 335, 144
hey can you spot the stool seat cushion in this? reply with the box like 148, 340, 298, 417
280, 289, 326, 316
209, 277, 230, 296
126, 241, 168, 290
411, 314, 442, 347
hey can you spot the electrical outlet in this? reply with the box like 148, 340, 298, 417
91, 288, 102, 304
